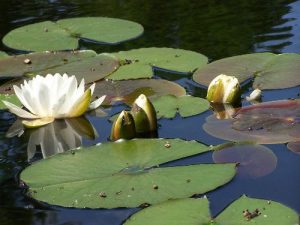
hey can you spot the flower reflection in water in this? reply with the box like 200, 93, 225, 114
7, 117, 97, 160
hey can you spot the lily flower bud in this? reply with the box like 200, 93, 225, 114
110, 110, 136, 141
132, 94, 157, 132
207, 74, 241, 104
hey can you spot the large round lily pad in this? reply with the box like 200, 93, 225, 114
0, 51, 119, 83
0, 50, 96, 78
193, 53, 300, 90
152, 95, 210, 119
107, 48, 208, 80
124, 196, 299, 225
93, 79, 186, 105
3, 17, 144, 51
20, 139, 236, 208
203, 100, 300, 144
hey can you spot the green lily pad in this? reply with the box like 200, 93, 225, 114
193, 53, 300, 90
107, 48, 208, 80
0, 51, 119, 83
215, 195, 299, 225
0, 94, 21, 109
20, 139, 236, 208
3, 17, 144, 51
0, 51, 8, 58
124, 198, 211, 225
93, 79, 186, 105
124, 196, 299, 225
152, 95, 209, 119
203, 100, 300, 144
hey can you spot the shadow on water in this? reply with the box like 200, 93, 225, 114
0, 0, 300, 224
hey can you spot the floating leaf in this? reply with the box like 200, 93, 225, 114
203, 100, 300, 144
20, 139, 236, 208
42, 54, 119, 83
107, 48, 208, 80
0, 51, 119, 83
152, 95, 209, 119
3, 17, 144, 51
0, 51, 8, 58
0, 94, 21, 109
193, 53, 300, 90
215, 195, 299, 225
93, 79, 186, 105
124, 198, 211, 225
213, 144, 277, 178
0, 50, 96, 78
124, 196, 299, 225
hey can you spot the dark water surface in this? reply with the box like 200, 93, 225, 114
0, 1, 300, 225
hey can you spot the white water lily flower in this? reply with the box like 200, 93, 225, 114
3, 73, 106, 126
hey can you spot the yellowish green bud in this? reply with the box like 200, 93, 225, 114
207, 74, 241, 104
132, 94, 157, 132
110, 110, 136, 141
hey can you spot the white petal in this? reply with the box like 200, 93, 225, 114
89, 83, 96, 95
13, 85, 35, 113
88, 95, 106, 111
3, 101, 39, 119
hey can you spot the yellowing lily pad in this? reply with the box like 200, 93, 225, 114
20, 139, 236, 208
203, 100, 300, 144
93, 79, 186, 105
107, 48, 208, 80
0, 50, 96, 78
0, 51, 119, 83
124, 196, 299, 225
152, 95, 210, 119
193, 53, 300, 90
3, 17, 144, 51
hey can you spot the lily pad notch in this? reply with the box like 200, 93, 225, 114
124, 195, 299, 225
3, 17, 144, 51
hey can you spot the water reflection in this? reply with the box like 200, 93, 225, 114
7, 117, 97, 160
0, 0, 299, 58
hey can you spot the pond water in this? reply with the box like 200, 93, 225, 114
1, 0, 300, 224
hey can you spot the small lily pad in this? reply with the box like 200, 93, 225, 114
107, 48, 208, 80
20, 139, 236, 208
152, 95, 210, 119
203, 100, 300, 144
124, 196, 299, 225
0, 94, 21, 109
213, 144, 277, 178
93, 79, 186, 105
193, 53, 300, 90
3, 17, 144, 51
